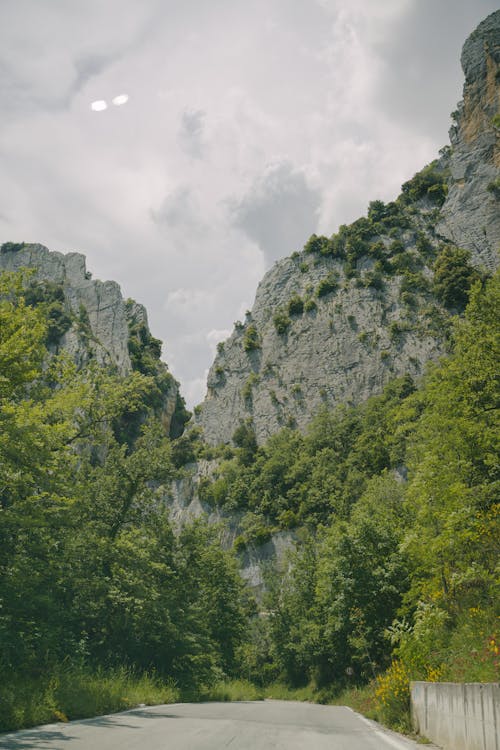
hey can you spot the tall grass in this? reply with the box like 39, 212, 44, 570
0, 666, 179, 733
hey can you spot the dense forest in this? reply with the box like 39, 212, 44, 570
0, 266, 498, 732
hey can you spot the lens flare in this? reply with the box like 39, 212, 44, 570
90, 100, 107, 112
112, 94, 129, 106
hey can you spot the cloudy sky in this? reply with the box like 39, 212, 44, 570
0, 0, 497, 406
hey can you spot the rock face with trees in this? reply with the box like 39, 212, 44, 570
195, 9, 499, 446
0, 242, 188, 438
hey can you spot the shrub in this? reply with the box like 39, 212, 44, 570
374, 660, 411, 732
367, 200, 386, 223
316, 273, 339, 298
288, 295, 304, 316
273, 309, 291, 334
303, 234, 330, 255
24, 281, 72, 345
415, 232, 434, 257
400, 271, 430, 294
0, 242, 25, 254
243, 324, 261, 352
304, 298, 317, 312
486, 177, 500, 198
400, 161, 448, 206
363, 272, 384, 291
241, 373, 260, 403
433, 245, 480, 311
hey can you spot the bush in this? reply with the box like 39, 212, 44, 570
374, 660, 411, 732
486, 177, 500, 199
303, 234, 330, 255
304, 298, 317, 312
316, 273, 339, 298
24, 281, 73, 345
0, 242, 25, 254
433, 246, 480, 311
400, 161, 448, 206
362, 272, 384, 291
243, 324, 261, 352
273, 309, 292, 334
288, 295, 304, 316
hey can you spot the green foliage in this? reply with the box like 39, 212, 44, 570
2, 263, 499, 732
0, 242, 25, 254
304, 298, 317, 312
288, 295, 304, 316
127, 319, 162, 375
242, 372, 259, 403
24, 279, 72, 345
433, 245, 481, 310
243, 323, 261, 352
232, 420, 257, 465
267, 476, 409, 687
0, 667, 179, 731
169, 391, 191, 438
0, 271, 251, 725
486, 177, 500, 198
201, 376, 415, 529
400, 161, 448, 206
273, 309, 292, 334
303, 234, 330, 255
316, 273, 339, 298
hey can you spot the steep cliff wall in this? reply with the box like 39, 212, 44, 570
437, 10, 500, 268
0, 242, 184, 436
195, 11, 499, 447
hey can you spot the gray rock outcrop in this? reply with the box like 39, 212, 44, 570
197, 247, 445, 446
167, 459, 295, 590
195, 12, 499, 447
0, 243, 132, 372
0, 242, 182, 435
436, 10, 500, 269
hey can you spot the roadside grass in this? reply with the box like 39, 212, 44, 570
200, 679, 265, 702
0, 667, 179, 733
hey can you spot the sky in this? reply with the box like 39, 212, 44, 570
0, 0, 498, 407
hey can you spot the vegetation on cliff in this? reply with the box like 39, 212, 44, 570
0, 271, 250, 731
197, 272, 500, 729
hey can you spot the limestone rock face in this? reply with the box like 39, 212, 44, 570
0, 242, 182, 435
195, 12, 499, 447
437, 10, 500, 269
0, 243, 132, 373
166, 460, 295, 590
196, 245, 445, 446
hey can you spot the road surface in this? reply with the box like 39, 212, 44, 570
0, 700, 432, 749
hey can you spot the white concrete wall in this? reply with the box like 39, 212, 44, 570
411, 682, 499, 750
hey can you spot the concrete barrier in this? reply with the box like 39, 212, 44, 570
411, 681, 499, 750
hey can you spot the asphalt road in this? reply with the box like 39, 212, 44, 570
0, 701, 431, 750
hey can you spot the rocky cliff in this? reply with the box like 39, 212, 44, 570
195, 10, 499, 447
0, 242, 185, 437
437, 10, 500, 268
